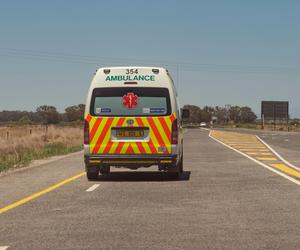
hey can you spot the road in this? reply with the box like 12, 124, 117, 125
0, 129, 300, 250
218, 127, 300, 166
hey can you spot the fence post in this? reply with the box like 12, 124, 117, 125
6, 131, 9, 140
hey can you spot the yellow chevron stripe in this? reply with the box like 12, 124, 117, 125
89, 116, 97, 131
141, 141, 152, 154
152, 117, 171, 153
131, 142, 141, 154
98, 117, 119, 154
142, 117, 161, 153
120, 142, 130, 154
108, 118, 126, 154
90, 117, 108, 154
88, 115, 175, 155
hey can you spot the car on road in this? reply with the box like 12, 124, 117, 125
84, 67, 189, 180
200, 122, 207, 127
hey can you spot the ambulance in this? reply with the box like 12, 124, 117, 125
84, 67, 189, 180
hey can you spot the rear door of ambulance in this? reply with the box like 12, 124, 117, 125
85, 72, 177, 157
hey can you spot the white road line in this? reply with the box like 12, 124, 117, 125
256, 136, 300, 172
0, 246, 9, 250
200, 127, 210, 131
209, 131, 300, 186
86, 184, 100, 192
183, 129, 189, 134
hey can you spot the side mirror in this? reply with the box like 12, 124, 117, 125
182, 109, 190, 119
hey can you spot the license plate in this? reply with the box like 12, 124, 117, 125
116, 130, 144, 138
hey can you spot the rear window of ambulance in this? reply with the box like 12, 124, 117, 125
90, 87, 171, 117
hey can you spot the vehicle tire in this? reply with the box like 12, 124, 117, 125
178, 154, 183, 173
86, 171, 99, 180
168, 157, 182, 180
99, 166, 110, 174
86, 165, 99, 181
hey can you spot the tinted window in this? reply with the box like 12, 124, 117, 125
90, 87, 171, 117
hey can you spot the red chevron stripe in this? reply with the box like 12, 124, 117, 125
126, 144, 134, 154
116, 117, 125, 127
115, 141, 125, 154
135, 117, 144, 127
158, 117, 171, 142
86, 114, 92, 122
135, 118, 154, 154
102, 118, 125, 154
147, 117, 166, 146
170, 113, 176, 123
102, 141, 113, 154
92, 118, 114, 154
136, 142, 146, 154
90, 118, 103, 142
148, 138, 157, 154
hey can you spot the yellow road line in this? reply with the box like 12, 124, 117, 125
246, 152, 273, 155
270, 164, 300, 178
230, 143, 264, 145
0, 172, 85, 214
210, 130, 300, 185
256, 157, 277, 161
239, 149, 269, 151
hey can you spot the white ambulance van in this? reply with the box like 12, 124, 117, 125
84, 67, 189, 180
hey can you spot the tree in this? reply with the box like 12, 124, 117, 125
36, 105, 60, 124
214, 106, 227, 124
64, 104, 85, 122
240, 106, 257, 123
183, 105, 201, 123
229, 106, 241, 123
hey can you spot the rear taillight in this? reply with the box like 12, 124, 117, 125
171, 119, 178, 144
84, 120, 89, 144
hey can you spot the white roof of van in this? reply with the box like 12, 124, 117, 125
91, 66, 174, 88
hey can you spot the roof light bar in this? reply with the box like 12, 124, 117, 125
152, 69, 159, 74
103, 69, 111, 74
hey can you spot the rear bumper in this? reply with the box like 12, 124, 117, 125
85, 154, 177, 166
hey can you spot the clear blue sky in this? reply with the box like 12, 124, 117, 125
1, 0, 300, 117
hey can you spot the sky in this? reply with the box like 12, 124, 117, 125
0, 0, 300, 117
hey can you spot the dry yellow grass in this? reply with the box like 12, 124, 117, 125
0, 125, 83, 171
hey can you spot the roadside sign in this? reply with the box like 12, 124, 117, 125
261, 101, 289, 120
261, 101, 289, 130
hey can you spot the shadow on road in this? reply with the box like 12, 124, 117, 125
94, 171, 191, 182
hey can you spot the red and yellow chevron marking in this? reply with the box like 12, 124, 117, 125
85, 113, 176, 155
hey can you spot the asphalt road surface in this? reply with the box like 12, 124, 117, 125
218, 127, 300, 166
0, 129, 299, 250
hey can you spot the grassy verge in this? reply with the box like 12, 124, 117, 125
0, 143, 83, 173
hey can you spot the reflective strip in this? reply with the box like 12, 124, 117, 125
120, 142, 130, 154
126, 144, 135, 154
147, 117, 168, 153
153, 117, 171, 152
92, 118, 114, 154
107, 118, 125, 154
135, 118, 152, 154
90, 118, 103, 142
115, 141, 125, 154
99, 118, 119, 154
158, 116, 171, 141
90, 117, 107, 150
88, 114, 176, 155
170, 113, 176, 123
86, 114, 92, 122
136, 142, 146, 154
